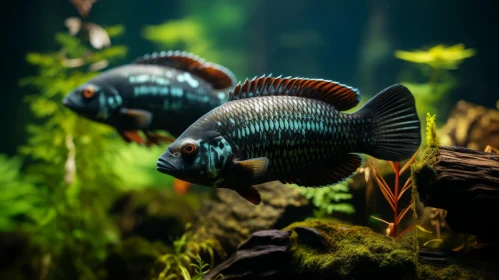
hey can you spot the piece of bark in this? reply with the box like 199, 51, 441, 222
413, 145, 499, 242
440, 100, 499, 151
202, 229, 292, 280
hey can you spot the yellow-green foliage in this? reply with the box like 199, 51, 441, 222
425, 113, 439, 147
18, 25, 129, 279
395, 43, 476, 124
411, 112, 440, 229
292, 179, 355, 218
395, 44, 476, 70
156, 224, 224, 280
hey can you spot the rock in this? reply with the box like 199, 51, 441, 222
439, 100, 499, 151
110, 189, 201, 244
189, 181, 314, 255
204, 220, 499, 279
286, 220, 418, 279
203, 230, 292, 280
104, 236, 171, 280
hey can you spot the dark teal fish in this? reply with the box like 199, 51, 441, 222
63, 50, 236, 145
156, 75, 421, 205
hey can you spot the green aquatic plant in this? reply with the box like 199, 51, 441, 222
425, 112, 439, 147
156, 224, 225, 280
410, 113, 445, 252
0, 155, 50, 231
394, 43, 476, 124
292, 179, 355, 218
17, 10, 130, 278
113, 143, 174, 189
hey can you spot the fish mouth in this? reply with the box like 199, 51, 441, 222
62, 95, 78, 110
156, 157, 181, 175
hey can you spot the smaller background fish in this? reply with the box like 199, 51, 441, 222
63, 50, 237, 146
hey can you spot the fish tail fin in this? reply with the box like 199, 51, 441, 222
357, 84, 421, 161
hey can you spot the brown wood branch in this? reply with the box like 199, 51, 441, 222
413, 145, 499, 243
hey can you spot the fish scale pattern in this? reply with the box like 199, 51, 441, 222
208, 95, 375, 182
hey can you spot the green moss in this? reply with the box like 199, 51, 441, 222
411, 144, 439, 203
283, 220, 498, 279
419, 264, 478, 280
284, 220, 418, 279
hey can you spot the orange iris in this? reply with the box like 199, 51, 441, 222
82, 86, 95, 98
182, 142, 197, 155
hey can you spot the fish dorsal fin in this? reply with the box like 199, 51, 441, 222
228, 74, 361, 111
133, 50, 237, 90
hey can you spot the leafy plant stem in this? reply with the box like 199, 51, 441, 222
393, 161, 399, 237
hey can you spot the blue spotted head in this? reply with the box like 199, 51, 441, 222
63, 80, 122, 124
156, 124, 233, 187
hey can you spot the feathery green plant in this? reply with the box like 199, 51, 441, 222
18, 21, 128, 279
156, 224, 225, 280
292, 179, 355, 218
0, 155, 50, 231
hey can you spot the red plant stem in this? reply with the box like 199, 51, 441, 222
393, 162, 400, 237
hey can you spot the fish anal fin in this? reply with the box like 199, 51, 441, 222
228, 75, 361, 111
281, 154, 363, 187
133, 50, 237, 90
235, 157, 269, 181
120, 108, 152, 129
119, 130, 145, 145
235, 186, 262, 205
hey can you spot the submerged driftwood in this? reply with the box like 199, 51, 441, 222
413, 145, 499, 242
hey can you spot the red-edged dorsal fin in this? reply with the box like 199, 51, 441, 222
133, 50, 237, 90
228, 74, 361, 111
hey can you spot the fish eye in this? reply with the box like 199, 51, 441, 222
181, 140, 197, 155
82, 86, 95, 99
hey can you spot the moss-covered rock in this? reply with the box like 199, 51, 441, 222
104, 236, 171, 280
285, 220, 417, 279
189, 181, 314, 255
204, 220, 498, 279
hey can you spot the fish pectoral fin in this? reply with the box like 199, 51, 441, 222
280, 154, 363, 187
119, 130, 145, 145
120, 108, 153, 129
235, 186, 262, 205
235, 157, 269, 181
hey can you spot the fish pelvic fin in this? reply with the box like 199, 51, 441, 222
235, 186, 262, 205
356, 84, 421, 161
